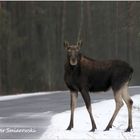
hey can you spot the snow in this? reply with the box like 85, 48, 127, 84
0, 91, 64, 101
41, 95, 140, 140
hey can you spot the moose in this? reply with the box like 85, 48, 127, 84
64, 40, 133, 132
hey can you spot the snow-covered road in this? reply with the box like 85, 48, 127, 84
0, 87, 139, 139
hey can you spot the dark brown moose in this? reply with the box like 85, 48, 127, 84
64, 41, 133, 132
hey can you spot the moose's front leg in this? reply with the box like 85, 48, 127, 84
81, 89, 97, 132
66, 91, 78, 130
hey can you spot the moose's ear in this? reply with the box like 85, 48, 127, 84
64, 41, 69, 49
77, 40, 82, 47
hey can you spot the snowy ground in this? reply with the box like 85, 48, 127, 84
41, 94, 140, 140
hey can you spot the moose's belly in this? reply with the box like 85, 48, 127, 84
89, 83, 111, 92
65, 71, 111, 92
88, 76, 111, 92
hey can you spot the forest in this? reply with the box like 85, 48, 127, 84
0, 1, 140, 95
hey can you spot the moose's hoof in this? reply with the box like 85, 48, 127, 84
66, 128, 71, 130
66, 126, 73, 130
90, 128, 96, 132
104, 125, 112, 131
125, 127, 133, 132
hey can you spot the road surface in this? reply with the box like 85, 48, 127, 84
0, 87, 139, 139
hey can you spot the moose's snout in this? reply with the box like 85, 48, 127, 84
69, 50, 78, 65
70, 57, 78, 65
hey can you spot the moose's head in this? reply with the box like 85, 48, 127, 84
64, 40, 82, 66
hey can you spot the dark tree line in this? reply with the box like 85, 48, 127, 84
0, 1, 140, 95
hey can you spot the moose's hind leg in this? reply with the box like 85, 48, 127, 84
121, 83, 133, 132
105, 88, 124, 131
